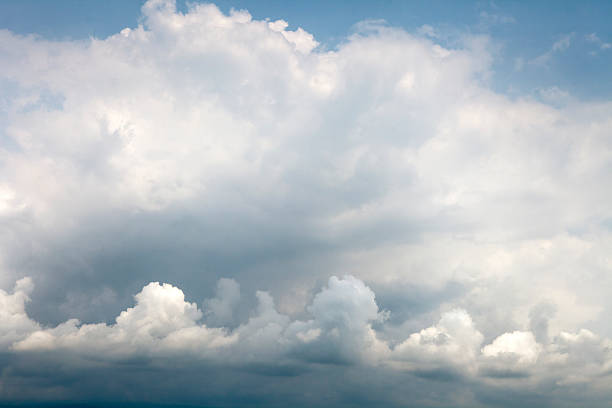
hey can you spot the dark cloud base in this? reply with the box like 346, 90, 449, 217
3, 351, 608, 408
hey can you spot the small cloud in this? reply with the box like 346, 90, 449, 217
552, 33, 573, 52
482, 331, 541, 365
351, 19, 389, 35
530, 52, 551, 67
417, 24, 437, 38
537, 86, 572, 106
478, 10, 516, 29
529, 33, 574, 67
586, 32, 600, 43
585, 32, 612, 54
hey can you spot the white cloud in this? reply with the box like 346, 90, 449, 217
586, 32, 612, 54
268, 19, 319, 53
482, 331, 541, 365
392, 309, 484, 373
298, 275, 390, 364
529, 33, 574, 66
13, 281, 235, 357
477, 11, 515, 30
1, 0, 612, 404
4, 275, 612, 393
552, 34, 572, 52
0, 277, 39, 348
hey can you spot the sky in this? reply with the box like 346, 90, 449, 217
1, 1, 612, 407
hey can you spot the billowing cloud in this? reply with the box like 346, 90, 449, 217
203, 277, 241, 326
0, 277, 39, 349
3, 275, 612, 406
392, 309, 483, 374
1, 0, 612, 406
11, 280, 234, 358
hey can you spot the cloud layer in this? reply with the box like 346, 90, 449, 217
1, 0, 612, 406
2, 275, 612, 407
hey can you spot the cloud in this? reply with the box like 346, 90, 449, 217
0, 277, 39, 349
294, 275, 390, 364
268, 19, 319, 53
477, 11, 515, 30
586, 32, 612, 55
12, 281, 235, 357
203, 277, 241, 326
392, 309, 484, 374
529, 33, 574, 66
481, 331, 541, 365
3, 275, 612, 406
552, 34, 572, 52
529, 302, 556, 343
1, 0, 612, 405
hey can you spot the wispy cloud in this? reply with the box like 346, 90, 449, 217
528, 33, 574, 66
586, 32, 612, 55
477, 10, 516, 30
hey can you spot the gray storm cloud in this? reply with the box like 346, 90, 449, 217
1, 0, 612, 406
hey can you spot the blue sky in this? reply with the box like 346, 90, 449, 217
2, 0, 612, 99
2, 1, 612, 407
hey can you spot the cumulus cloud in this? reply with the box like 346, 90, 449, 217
482, 331, 541, 366
203, 277, 241, 326
7, 276, 389, 365
12, 281, 234, 357
0, 277, 39, 348
3, 274, 612, 406
393, 309, 483, 374
1, 0, 612, 405
292, 275, 390, 364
